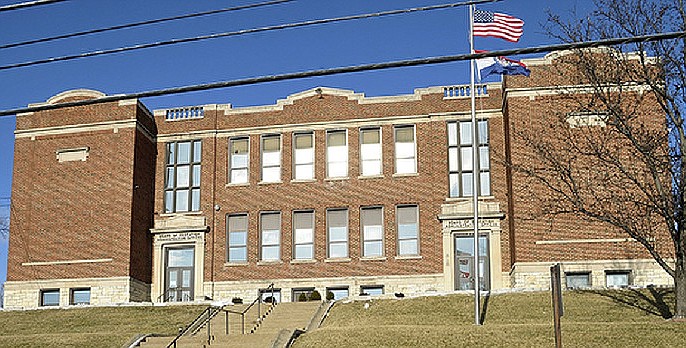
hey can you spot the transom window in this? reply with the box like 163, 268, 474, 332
164, 140, 202, 213
360, 128, 382, 176
293, 210, 314, 260
397, 205, 419, 256
293, 133, 314, 180
361, 207, 383, 257
261, 135, 281, 183
327, 209, 348, 258
327, 130, 348, 178
229, 137, 249, 184
448, 121, 490, 197
227, 214, 248, 263
395, 126, 417, 174
260, 212, 281, 261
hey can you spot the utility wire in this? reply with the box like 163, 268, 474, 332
0, 0, 69, 12
0, 0, 503, 71
0, 0, 296, 49
1, 30, 684, 117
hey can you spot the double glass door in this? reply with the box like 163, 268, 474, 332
455, 235, 489, 291
165, 247, 194, 302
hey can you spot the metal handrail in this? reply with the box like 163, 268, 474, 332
157, 287, 193, 303
166, 305, 220, 348
222, 283, 276, 335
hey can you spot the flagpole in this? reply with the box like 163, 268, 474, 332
469, 3, 481, 326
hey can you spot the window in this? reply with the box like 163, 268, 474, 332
293, 211, 314, 260
70, 288, 90, 305
360, 128, 382, 176
261, 135, 281, 183
229, 137, 249, 184
260, 212, 281, 261
292, 288, 316, 302
293, 133, 314, 180
327, 209, 348, 258
260, 288, 281, 303
326, 287, 349, 300
565, 272, 591, 289
40, 289, 59, 307
360, 285, 384, 296
361, 207, 383, 257
227, 214, 248, 263
397, 205, 419, 256
606, 270, 631, 287
327, 130, 348, 178
448, 121, 490, 197
394, 126, 416, 174
164, 140, 202, 213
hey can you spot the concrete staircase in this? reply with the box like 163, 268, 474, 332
137, 301, 325, 348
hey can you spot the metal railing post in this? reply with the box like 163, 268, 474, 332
258, 293, 261, 319
207, 312, 211, 344
241, 313, 245, 335
225, 311, 229, 335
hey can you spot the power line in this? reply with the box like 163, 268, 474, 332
0, 0, 296, 50
0, 0, 503, 72
0, 0, 69, 12
1, 30, 684, 117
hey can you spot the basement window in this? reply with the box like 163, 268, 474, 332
40, 289, 60, 307
292, 288, 316, 302
565, 272, 591, 289
70, 288, 91, 305
326, 287, 349, 300
606, 270, 631, 288
360, 285, 384, 296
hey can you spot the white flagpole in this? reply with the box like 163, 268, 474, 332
469, 4, 481, 326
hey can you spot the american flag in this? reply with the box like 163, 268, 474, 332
473, 9, 524, 42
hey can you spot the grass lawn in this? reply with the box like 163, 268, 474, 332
0, 304, 205, 348
293, 288, 685, 348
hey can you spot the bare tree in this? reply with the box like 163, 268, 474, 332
512, 0, 686, 319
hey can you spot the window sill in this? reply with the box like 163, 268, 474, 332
257, 260, 283, 265
392, 172, 419, 178
324, 258, 351, 263
445, 196, 495, 202
159, 211, 204, 217
360, 256, 387, 261
291, 179, 317, 184
358, 175, 384, 180
258, 181, 283, 185
224, 262, 249, 267
395, 255, 422, 260
290, 259, 317, 264
324, 177, 349, 181
225, 182, 250, 187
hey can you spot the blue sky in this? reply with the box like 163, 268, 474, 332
0, 0, 594, 284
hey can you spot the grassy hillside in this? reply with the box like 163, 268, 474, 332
0, 304, 204, 348
294, 288, 685, 348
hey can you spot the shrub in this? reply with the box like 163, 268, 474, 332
326, 291, 334, 301
298, 293, 308, 302
310, 290, 322, 301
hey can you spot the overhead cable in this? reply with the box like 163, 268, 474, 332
0, 0, 69, 12
0, 0, 503, 71
1, 30, 684, 117
0, 0, 296, 49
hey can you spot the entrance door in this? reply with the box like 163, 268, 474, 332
165, 247, 195, 302
455, 235, 489, 291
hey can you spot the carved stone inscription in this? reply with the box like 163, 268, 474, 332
445, 219, 499, 230
155, 232, 204, 243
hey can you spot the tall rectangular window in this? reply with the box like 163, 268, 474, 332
229, 137, 249, 184
361, 207, 383, 257
448, 121, 490, 197
260, 212, 281, 261
293, 133, 314, 180
293, 211, 314, 260
327, 209, 348, 258
395, 126, 416, 174
164, 140, 202, 213
327, 130, 348, 178
227, 214, 248, 263
397, 205, 419, 256
360, 128, 382, 176
261, 135, 281, 183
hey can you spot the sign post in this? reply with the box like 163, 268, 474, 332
550, 263, 564, 348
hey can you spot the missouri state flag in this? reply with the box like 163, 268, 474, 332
475, 51, 530, 80
473, 9, 524, 42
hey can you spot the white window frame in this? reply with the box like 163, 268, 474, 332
448, 120, 490, 197
293, 210, 315, 260
361, 206, 384, 257
164, 140, 202, 213
397, 205, 419, 256
229, 137, 249, 184
260, 212, 281, 261
360, 128, 382, 177
261, 135, 282, 183
326, 130, 348, 178
394, 125, 417, 174
326, 208, 348, 259
227, 214, 249, 263
293, 132, 315, 180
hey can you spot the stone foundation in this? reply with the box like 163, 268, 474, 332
3, 277, 151, 310
510, 259, 673, 290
